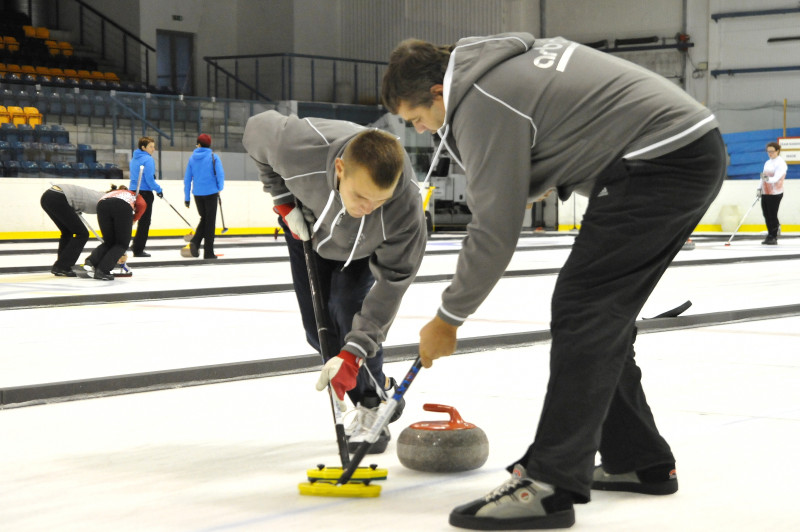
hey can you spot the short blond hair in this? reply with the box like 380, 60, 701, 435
343, 129, 405, 189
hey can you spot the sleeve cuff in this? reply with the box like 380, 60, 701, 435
437, 305, 466, 327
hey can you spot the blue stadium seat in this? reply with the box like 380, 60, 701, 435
9, 141, 25, 161
0, 140, 9, 162
20, 160, 39, 177
77, 144, 96, 164
54, 161, 75, 177
88, 161, 105, 178
34, 124, 52, 144
50, 124, 69, 144
1, 123, 18, 143
39, 160, 57, 177
104, 163, 123, 180
16, 123, 34, 142
4, 160, 20, 177
72, 162, 89, 178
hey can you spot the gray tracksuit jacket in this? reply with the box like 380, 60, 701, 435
53, 184, 105, 214
242, 110, 427, 359
433, 33, 719, 326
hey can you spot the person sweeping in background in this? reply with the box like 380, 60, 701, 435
182, 134, 225, 259
759, 141, 787, 245
82, 185, 146, 281
40, 183, 105, 277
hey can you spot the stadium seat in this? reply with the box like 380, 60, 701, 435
22, 25, 36, 38
9, 141, 24, 160
34, 124, 51, 143
39, 160, 57, 177
0, 106, 9, 124
54, 161, 74, 177
4, 159, 19, 176
0, 140, 9, 161
57, 41, 73, 56
104, 163, 123, 180
23, 107, 42, 126
72, 162, 88, 178
7, 106, 25, 126
3, 36, 20, 52
20, 160, 39, 177
88, 161, 105, 178
0, 123, 18, 142
16, 123, 34, 142
77, 144, 96, 164
50, 124, 69, 144
34, 27, 50, 40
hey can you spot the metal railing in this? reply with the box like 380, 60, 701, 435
67, 0, 155, 87
204, 53, 387, 105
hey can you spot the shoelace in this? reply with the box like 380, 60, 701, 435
484, 476, 532, 502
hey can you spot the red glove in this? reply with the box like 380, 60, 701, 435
316, 350, 362, 401
273, 203, 310, 241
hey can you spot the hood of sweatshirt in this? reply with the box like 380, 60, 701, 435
441, 33, 533, 132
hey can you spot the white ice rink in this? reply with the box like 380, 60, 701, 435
1, 232, 799, 531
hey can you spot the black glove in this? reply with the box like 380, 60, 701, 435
184, 201, 190, 208
157, 192, 163, 199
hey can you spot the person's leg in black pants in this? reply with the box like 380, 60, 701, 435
191, 193, 218, 258
517, 130, 726, 502
90, 199, 133, 274
131, 190, 153, 255
40, 189, 89, 270
760, 193, 782, 240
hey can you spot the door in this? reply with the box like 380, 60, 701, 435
156, 30, 194, 94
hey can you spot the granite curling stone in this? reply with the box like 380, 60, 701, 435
397, 403, 488, 473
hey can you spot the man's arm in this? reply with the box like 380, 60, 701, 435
344, 199, 428, 359
438, 90, 534, 326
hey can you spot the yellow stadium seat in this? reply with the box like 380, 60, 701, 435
34, 27, 50, 40
77, 69, 92, 79
0, 106, 10, 125
35, 66, 50, 75
63, 68, 78, 79
0, 63, 6, 73
7, 106, 26, 126
21, 65, 36, 75
22, 25, 35, 38
90, 70, 105, 80
103, 71, 120, 81
3, 36, 19, 52
58, 41, 73, 56
23, 107, 43, 127
5, 63, 21, 73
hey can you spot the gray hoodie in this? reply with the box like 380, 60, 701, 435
434, 33, 719, 326
52, 184, 105, 214
243, 110, 427, 359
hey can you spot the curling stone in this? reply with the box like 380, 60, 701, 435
397, 403, 488, 473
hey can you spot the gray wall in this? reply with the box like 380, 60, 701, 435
52, 0, 799, 134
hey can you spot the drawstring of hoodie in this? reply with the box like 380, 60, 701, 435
312, 189, 365, 269
422, 130, 448, 186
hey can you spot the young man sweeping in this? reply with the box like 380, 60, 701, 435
243, 110, 427, 453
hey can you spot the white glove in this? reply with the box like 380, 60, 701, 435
273, 203, 310, 241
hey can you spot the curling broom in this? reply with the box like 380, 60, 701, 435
299, 357, 423, 497
297, 229, 391, 497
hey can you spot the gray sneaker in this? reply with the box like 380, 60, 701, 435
449, 464, 575, 530
591, 464, 678, 495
